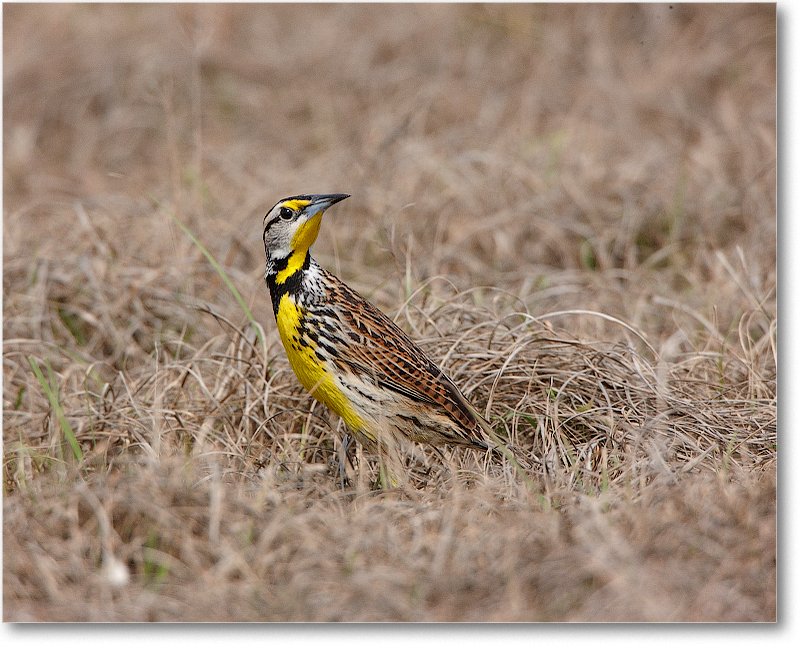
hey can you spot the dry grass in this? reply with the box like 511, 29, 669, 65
3, 4, 776, 622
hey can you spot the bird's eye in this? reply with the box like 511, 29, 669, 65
279, 207, 294, 221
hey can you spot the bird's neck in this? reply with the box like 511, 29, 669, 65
265, 249, 313, 316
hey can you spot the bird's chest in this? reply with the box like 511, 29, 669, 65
275, 292, 326, 389
274, 291, 363, 426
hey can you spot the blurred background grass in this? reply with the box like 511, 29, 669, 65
3, 3, 775, 621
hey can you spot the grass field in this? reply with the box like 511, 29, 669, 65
3, 4, 776, 621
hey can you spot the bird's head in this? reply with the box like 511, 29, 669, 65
263, 193, 349, 277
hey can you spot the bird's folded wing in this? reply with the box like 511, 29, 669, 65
330, 290, 488, 435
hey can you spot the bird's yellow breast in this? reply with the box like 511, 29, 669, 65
275, 293, 366, 432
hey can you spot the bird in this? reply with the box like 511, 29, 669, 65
262, 193, 526, 481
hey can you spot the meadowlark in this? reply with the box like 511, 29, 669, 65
262, 193, 522, 478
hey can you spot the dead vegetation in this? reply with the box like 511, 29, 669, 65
3, 4, 776, 621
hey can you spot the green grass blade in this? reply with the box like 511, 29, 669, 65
152, 195, 264, 345
28, 357, 83, 462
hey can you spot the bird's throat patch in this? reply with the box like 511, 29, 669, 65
291, 213, 322, 254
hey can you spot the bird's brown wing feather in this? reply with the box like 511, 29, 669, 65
323, 274, 489, 444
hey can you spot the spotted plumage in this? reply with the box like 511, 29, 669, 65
262, 193, 506, 474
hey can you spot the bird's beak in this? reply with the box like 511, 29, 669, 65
306, 193, 350, 217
